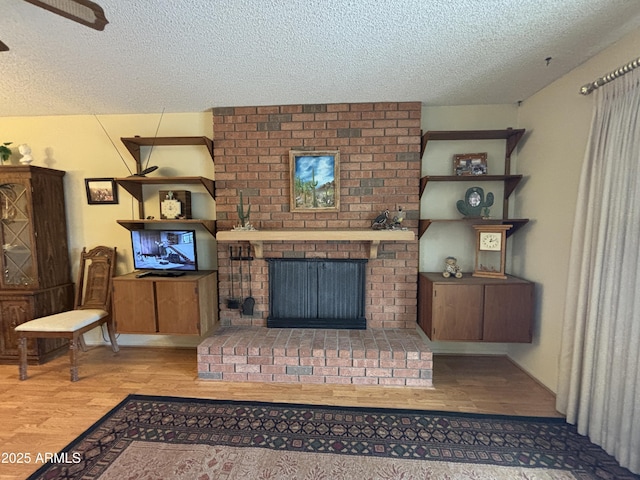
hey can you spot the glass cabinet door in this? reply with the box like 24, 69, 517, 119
0, 183, 35, 288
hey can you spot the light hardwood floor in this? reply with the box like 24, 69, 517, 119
0, 346, 560, 479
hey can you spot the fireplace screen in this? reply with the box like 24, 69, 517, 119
267, 258, 367, 329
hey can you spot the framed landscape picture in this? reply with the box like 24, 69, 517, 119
85, 178, 118, 204
290, 150, 340, 212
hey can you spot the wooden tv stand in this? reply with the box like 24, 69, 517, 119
112, 271, 218, 335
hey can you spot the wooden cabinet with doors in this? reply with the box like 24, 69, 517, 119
0, 166, 73, 363
418, 273, 533, 342
112, 271, 217, 335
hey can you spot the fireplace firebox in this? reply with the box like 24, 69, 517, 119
267, 258, 367, 329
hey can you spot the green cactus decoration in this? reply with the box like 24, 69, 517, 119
237, 191, 251, 227
456, 186, 494, 218
311, 168, 318, 208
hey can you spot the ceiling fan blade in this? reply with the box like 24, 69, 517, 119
23, 0, 108, 31
0, 40, 8, 52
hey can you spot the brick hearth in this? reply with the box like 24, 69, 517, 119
198, 327, 432, 387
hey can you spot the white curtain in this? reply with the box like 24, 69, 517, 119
557, 69, 640, 474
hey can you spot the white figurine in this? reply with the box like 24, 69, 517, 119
18, 144, 33, 165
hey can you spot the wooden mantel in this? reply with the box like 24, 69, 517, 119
216, 229, 416, 259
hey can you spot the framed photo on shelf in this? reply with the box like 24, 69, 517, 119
85, 178, 118, 205
453, 153, 488, 176
290, 150, 340, 212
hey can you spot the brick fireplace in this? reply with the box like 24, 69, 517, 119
197, 102, 432, 386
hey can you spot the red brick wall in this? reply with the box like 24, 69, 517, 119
213, 102, 421, 329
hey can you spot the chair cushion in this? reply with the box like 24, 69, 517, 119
14, 309, 109, 333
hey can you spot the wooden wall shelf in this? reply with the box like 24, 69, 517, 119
120, 136, 214, 165
115, 136, 216, 236
216, 229, 415, 259
419, 175, 523, 198
115, 176, 215, 201
117, 219, 216, 236
419, 128, 528, 239
419, 218, 529, 238
420, 128, 525, 160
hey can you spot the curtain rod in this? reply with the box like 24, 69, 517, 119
580, 56, 640, 95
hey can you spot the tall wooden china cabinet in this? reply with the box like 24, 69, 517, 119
0, 166, 73, 363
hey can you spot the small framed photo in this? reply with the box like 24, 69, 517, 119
290, 150, 340, 212
453, 153, 488, 176
85, 178, 118, 205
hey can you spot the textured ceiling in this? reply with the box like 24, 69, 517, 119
2, 0, 640, 117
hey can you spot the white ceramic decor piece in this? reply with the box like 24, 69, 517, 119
18, 144, 33, 164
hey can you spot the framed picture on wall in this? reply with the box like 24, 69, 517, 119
85, 178, 118, 205
453, 152, 488, 176
290, 150, 340, 212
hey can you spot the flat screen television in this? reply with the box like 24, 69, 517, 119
131, 229, 198, 272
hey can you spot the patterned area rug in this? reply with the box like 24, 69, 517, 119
27, 394, 638, 480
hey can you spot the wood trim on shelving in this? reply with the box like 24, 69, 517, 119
216, 229, 415, 259
120, 136, 214, 168
504, 175, 524, 199
117, 219, 216, 236
115, 176, 215, 202
420, 128, 525, 159
419, 218, 529, 238
419, 175, 523, 197
419, 219, 432, 238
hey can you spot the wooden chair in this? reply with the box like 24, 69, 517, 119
15, 246, 119, 382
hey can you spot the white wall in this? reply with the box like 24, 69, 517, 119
511, 27, 640, 391
0, 112, 216, 347
420, 104, 518, 355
